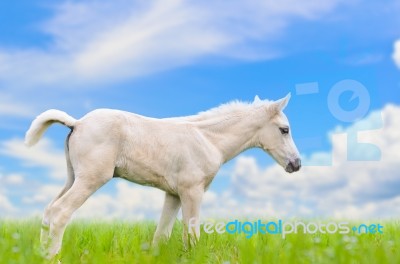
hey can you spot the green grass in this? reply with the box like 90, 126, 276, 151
0, 218, 399, 263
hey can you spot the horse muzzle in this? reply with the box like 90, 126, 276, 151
285, 158, 301, 173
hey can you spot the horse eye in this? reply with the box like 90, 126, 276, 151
279, 127, 289, 135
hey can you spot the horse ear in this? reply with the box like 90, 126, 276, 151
268, 93, 291, 115
254, 95, 262, 104
276, 93, 291, 111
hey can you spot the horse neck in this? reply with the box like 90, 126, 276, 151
194, 108, 265, 163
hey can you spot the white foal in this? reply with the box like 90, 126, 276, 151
25, 94, 301, 258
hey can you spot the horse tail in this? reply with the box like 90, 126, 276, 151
25, 109, 77, 147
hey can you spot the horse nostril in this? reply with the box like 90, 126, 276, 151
285, 158, 301, 173
285, 162, 294, 173
294, 158, 301, 171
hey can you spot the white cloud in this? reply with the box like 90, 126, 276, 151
2, 174, 25, 185
75, 181, 225, 220
393, 40, 400, 68
0, 138, 66, 180
0, 173, 18, 216
0, 0, 344, 88
15, 178, 222, 220
209, 104, 400, 219
0, 102, 35, 118
0, 91, 37, 118
0, 193, 17, 214
22, 184, 62, 205
77, 181, 165, 220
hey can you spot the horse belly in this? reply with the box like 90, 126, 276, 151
114, 163, 176, 194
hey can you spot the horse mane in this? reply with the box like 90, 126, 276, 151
180, 99, 272, 124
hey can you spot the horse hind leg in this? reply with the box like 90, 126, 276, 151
41, 135, 75, 249
45, 168, 113, 258
43, 147, 115, 258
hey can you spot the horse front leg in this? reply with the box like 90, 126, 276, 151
180, 187, 204, 249
152, 192, 181, 245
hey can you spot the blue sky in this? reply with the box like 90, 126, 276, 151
0, 0, 400, 220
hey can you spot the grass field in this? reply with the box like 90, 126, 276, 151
0, 218, 399, 263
